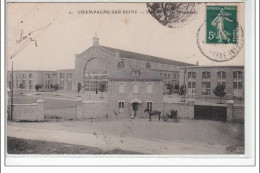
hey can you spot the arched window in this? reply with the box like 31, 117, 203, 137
84, 58, 106, 75
83, 58, 108, 92
172, 74, 176, 79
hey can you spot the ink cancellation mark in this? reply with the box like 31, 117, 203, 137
146, 2, 199, 29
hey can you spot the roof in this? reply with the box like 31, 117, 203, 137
179, 65, 244, 69
100, 46, 194, 66
109, 68, 166, 81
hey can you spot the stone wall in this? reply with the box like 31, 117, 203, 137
76, 100, 110, 119
9, 99, 45, 121
162, 100, 194, 119
227, 100, 244, 123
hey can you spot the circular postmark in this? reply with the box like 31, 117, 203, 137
197, 22, 244, 62
146, 2, 200, 28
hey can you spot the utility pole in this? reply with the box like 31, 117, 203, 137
183, 67, 186, 102
10, 61, 14, 121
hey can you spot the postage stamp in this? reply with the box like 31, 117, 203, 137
206, 6, 237, 44
197, 4, 244, 62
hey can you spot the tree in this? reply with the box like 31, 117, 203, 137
19, 83, 24, 95
99, 82, 106, 98
53, 84, 59, 96
35, 84, 42, 95
77, 83, 82, 97
166, 83, 174, 94
213, 84, 226, 104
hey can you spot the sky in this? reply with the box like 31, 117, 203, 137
6, 3, 244, 71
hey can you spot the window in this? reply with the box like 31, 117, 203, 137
29, 73, 33, 78
188, 82, 196, 88
46, 74, 50, 79
133, 83, 139, 93
146, 62, 151, 69
16, 80, 19, 89
60, 73, 65, 90
119, 83, 125, 93
67, 73, 72, 90
147, 102, 152, 111
202, 71, 210, 79
119, 102, 124, 109
233, 82, 243, 89
188, 72, 196, 79
217, 82, 226, 87
202, 82, 210, 95
45, 80, 50, 89
22, 79, 26, 89
22, 73, 26, 79
172, 74, 176, 79
147, 83, 152, 93
217, 71, 226, 79
133, 70, 139, 75
233, 71, 242, 79
29, 80, 33, 90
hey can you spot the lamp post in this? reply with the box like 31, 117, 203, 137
10, 61, 14, 121
183, 67, 186, 102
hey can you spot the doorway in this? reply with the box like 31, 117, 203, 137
132, 102, 138, 117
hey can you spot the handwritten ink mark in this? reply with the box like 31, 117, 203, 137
10, 23, 51, 59
16, 29, 28, 44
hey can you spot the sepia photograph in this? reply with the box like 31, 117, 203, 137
2, 0, 257, 167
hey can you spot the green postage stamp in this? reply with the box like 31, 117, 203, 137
206, 6, 237, 44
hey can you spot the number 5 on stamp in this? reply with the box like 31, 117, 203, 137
206, 6, 237, 44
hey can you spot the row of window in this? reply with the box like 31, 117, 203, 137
187, 81, 243, 96
118, 83, 153, 94
187, 81, 243, 89
187, 71, 243, 79
59, 73, 73, 90
119, 58, 176, 71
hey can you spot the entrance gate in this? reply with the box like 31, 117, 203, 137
194, 105, 227, 122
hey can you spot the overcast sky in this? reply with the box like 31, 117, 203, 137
7, 3, 244, 71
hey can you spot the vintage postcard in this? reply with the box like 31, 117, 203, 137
3, 0, 256, 166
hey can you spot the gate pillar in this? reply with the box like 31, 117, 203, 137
227, 100, 234, 122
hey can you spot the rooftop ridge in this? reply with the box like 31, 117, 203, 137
101, 45, 194, 66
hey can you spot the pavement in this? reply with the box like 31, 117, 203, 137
7, 119, 244, 155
